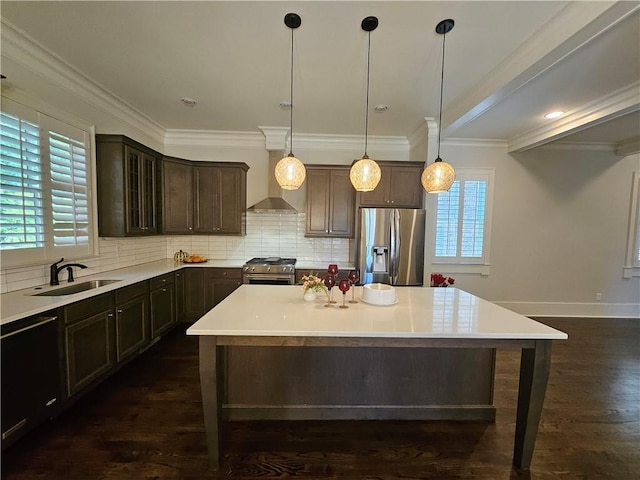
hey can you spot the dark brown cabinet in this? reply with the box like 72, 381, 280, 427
205, 268, 243, 307
63, 294, 115, 397
161, 158, 249, 235
96, 135, 160, 236
358, 161, 425, 208
161, 158, 193, 234
306, 166, 355, 238
175, 269, 185, 322
1, 313, 61, 448
114, 282, 149, 363
183, 268, 205, 320
150, 273, 175, 338
183, 267, 241, 320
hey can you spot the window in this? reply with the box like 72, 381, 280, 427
432, 168, 494, 274
0, 99, 95, 268
624, 171, 640, 278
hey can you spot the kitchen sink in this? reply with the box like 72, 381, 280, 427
31, 279, 121, 296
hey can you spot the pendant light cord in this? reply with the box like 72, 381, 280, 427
436, 31, 446, 159
289, 26, 294, 156
364, 30, 371, 157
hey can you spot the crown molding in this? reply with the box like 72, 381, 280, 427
616, 137, 640, 157
257, 126, 289, 151
1, 20, 166, 146
508, 82, 640, 153
444, 2, 639, 137
164, 129, 266, 148
293, 133, 409, 153
442, 138, 508, 149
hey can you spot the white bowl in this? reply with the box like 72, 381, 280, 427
362, 283, 397, 306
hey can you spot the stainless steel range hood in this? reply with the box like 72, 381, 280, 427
247, 151, 298, 214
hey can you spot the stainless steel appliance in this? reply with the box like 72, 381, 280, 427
242, 257, 296, 285
356, 208, 426, 286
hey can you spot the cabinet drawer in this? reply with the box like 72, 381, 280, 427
150, 273, 175, 290
115, 281, 149, 303
64, 293, 113, 324
206, 268, 241, 279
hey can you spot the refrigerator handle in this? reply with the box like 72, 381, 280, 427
390, 209, 399, 285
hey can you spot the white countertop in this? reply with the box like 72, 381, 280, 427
1, 259, 243, 325
186, 285, 568, 340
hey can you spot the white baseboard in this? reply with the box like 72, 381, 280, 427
495, 301, 640, 319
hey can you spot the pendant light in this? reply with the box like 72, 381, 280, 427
350, 16, 381, 192
275, 13, 306, 190
422, 19, 456, 194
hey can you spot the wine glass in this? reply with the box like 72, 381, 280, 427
323, 274, 336, 307
348, 269, 360, 303
338, 279, 350, 309
328, 264, 339, 277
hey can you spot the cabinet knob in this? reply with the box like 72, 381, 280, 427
188, 227, 192, 230
223, 272, 227, 276
117, 309, 123, 314
162, 288, 167, 292
108, 313, 114, 318
162, 278, 166, 282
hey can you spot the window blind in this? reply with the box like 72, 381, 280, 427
0, 112, 44, 249
434, 170, 492, 266
0, 100, 94, 266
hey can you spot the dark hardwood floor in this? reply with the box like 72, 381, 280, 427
2, 318, 638, 479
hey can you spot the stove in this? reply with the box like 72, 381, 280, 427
242, 257, 297, 285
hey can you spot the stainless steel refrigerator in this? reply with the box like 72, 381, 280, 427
356, 208, 426, 286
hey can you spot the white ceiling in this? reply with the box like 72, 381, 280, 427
1, 1, 639, 152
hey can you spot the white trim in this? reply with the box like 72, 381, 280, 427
624, 171, 640, 274
1, 19, 166, 147
441, 138, 508, 148
616, 137, 640, 157
496, 301, 640, 319
164, 129, 266, 149
532, 141, 616, 152
507, 82, 640, 153
294, 133, 409, 153
429, 264, 491, 276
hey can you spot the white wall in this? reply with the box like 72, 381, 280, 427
428, 140, 640, 317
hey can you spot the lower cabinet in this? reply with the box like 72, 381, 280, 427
184, 268, 205, 320
205, 268, 242, 309
64, 293, 115, 397
115, 282, 149, 362
1, 312, 61, 448
183, 267, 242, 320
150, 273, 175, 338
175, 269, 185, 321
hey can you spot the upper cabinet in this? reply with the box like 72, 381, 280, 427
358, 161, 425, 209
306, 166, 355, 238
96, 135, 160, 237
162, 158, 248, 235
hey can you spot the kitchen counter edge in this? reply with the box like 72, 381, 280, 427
1, 259, 243, 326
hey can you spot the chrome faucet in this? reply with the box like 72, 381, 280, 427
49, 258, 88, 285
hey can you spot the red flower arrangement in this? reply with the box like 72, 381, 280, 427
430, 273, 455, 287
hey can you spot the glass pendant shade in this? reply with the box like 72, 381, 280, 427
421, 158, 455, 193
350, 155, 381, 192
275, 153, 306, 190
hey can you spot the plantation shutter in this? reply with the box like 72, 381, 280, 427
434, 171, 491, 265
0, 112, 44, 249
0, 99, 94, 266
48, 130, 89, 248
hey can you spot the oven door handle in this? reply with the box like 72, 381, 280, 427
243, 273, 294, 284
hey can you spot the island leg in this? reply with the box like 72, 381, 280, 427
513, 339, 552, 469
199, 336, 222, 469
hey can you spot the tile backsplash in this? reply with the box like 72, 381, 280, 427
1, 213, 349, 293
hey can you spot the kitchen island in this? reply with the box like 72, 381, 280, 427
187, 285, 567, 470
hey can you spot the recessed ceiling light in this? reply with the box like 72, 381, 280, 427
180, 97, 197, 107
544, 111, 564, 119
